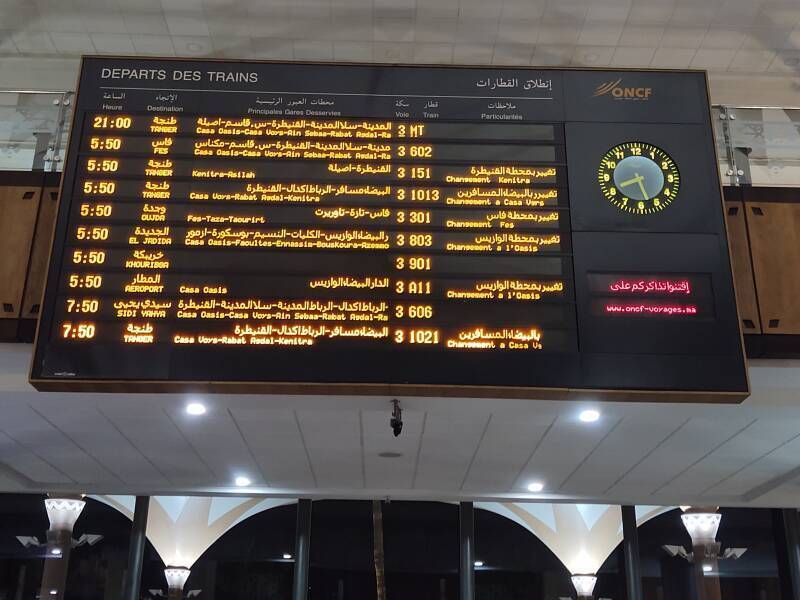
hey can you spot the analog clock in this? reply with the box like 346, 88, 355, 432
598, 142, 680, 215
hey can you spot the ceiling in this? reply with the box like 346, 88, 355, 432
2, 343, 800, 508
0, 0, 799, 104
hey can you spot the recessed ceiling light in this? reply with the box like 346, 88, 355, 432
702, 564, 712, 573
186, 402, 206, 416
527, 481, 545, 493
49, 591, 57, 596
584, 53, 598, 64
474, 560, 484, 567
579, 409, 600, 423
234, 475, 252, 487
50, 548, 62, 556
283, 553, 293, 560
378, 451, 403, 458
187, 42, 203, 52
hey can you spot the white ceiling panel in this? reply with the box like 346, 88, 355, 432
650, 47, 697, 68
618, 24, 665, 47
627, 5, 673, 25
669, 5, 716, 27
664, 419, 800, 497
728, 48, 777, 72
103, 412, 213, 484
39, 10, 86, 34
0, 431, 73, 484
412, 411, 489, 491
31, 404, 168, 485
230, 408, 316, 488
131, 35, 176, 56
572, 45, 617, 67
704, 434, 800, 498
560, 415, 688, 495
11, 32, 56, 54
608, 416, 757, 498
333, 41, 374, 61
611, 46, 657, 67
514, 414, 621, 494
123, 14, 171, 36
80, 13, 127, 34
49, 32, 96, 54
169, 407, 264, 485
691, 48, 737, 70
462, 414, 555, 492
701, 26, 749, 50
296, 409, 363, 489
0, 404, 118, 483
362, 409, 424, 489
89, 33, 136, 54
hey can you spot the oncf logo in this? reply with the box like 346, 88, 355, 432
593, 78, 652, 100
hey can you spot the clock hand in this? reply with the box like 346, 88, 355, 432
634, 172, 650, 200
618, 174, 644, 188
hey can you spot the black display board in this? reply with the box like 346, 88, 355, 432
30, 57, 748, 400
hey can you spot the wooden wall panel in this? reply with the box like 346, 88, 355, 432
746, 202, 800, 334
22, 186, 60, 318
0, 185, 41, 318
725, 201, 761, 333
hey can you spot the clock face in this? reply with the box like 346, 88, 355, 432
598, 142, 680, 215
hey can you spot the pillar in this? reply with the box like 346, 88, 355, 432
622, 505, 643, 600
292, 499, 312, 600
39, 495, 86, 600
772, 509, 800, 600
121, 496, 149, 600
459, 502, 475, 600
13, 564, 26, 600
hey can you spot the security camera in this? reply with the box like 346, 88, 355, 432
390, 399, 403, 437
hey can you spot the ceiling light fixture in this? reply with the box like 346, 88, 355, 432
579, 409, 600, 423
234, 476, 252, 487
283, 553, 293, 560
702, 564, 712, 573
474, 560, 484, 567
527, 481, 545, 493
185, 402, 206, 416
50, 548, 62, 556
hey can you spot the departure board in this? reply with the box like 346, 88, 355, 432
30, 58, 749, 400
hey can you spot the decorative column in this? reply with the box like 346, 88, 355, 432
164, 567, 191, 600
39, 495, 86, 600
681, 507, 722, 600
571, 574, 598, 599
